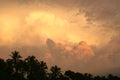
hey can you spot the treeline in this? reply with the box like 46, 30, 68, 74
0, 51, 120, 80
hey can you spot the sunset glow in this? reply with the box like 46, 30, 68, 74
0, 0, 120, 76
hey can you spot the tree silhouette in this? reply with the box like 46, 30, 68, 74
38, 61, 48, 80
84, 73, 93, 80
0, 51, 120, 80
24, 56, 48, 80
0, 58, 7, 80
10, 51, 22, 73
49, 65, 62, 80
8, 51, 25, 80
65, 70, 75, 80
25, 56, 39, 80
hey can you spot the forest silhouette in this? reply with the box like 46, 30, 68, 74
0, 51, 120, 80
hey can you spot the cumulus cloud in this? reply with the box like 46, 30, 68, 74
44, 38, 95, 71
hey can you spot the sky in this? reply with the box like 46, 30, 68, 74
0, 0, 120, 76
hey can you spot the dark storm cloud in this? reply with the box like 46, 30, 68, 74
39, 0, 120, 31
35, 0, 120, 30
79, 0, 120, 30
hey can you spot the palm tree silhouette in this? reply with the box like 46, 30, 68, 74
0, 51, 120, 80
8, 51, 25, 80
49, 65, 62, 80
25, 56, 38, 80
38, 61, 48, 80
25, 56, 48, 80
10, 51, 22, 73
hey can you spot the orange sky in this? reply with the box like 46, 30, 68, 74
0, 1, 114, 46
0, 0, 120, 75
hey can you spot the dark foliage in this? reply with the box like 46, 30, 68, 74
0, 51, 120, 80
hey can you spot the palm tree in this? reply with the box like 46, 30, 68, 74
49, 65, 62, 80
25, 56, 40, 80
10, 51, 22, 73
8, 51, 25, 80
38, 61, 48, 80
